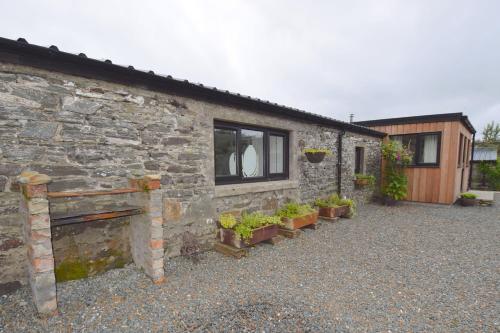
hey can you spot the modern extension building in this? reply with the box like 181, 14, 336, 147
356, 113, 476, 204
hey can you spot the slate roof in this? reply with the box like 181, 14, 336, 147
0, 37, 385, 138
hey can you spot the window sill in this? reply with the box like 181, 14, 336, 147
215, 180, 299, 198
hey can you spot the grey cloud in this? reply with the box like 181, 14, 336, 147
1, 0, 499, 137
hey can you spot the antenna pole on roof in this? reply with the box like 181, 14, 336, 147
349, 114, 354, 123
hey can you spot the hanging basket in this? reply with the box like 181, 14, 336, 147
305, 152, 326, 163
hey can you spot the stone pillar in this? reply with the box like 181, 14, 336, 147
18, 171, 57, 316
128, 175, 165, 284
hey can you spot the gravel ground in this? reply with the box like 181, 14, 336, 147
1, 199, 499, 332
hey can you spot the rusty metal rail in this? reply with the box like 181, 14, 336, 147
50, 206, 144, 227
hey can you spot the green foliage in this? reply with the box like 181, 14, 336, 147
482, 121, 500, 144
382, 141, 412, 201
478, 158, 500, 190
219, 213, 237, 229
355, 174, 376, 185
338, 198, 357, 217
460, 192, 478, 199
382, 171, 408, 200
314, 194, 340, 208
304, 148, 332, 155
382, 141, 413, 166
223, 212, 283, 240
276, 202, 316, 218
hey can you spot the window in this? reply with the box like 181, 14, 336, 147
458, 133, 464, 167
214, 121, 288, 184
354, 147, 365, 174
390, 132, 441, 167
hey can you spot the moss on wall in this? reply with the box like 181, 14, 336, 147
54, 249, 129, 282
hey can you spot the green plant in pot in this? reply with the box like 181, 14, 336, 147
354, 174, 376, 187
315, 194, 356, 218
276, 202, 318, 230
460, 192, 478, 207
381, 140, 412, 205
303, 148, 332, 163
218, 212, 282, 248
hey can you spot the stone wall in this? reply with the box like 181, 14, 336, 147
0, 62, 381, 294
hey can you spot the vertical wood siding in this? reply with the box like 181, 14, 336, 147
369, 121, 473, 204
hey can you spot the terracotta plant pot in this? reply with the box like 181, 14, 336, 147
219, 224, 279, 249
305, 152, 326, 163
354, 178, 370, 186
318, 205, 350, 218
460, 198, 477, 207
281, 211, 319, 230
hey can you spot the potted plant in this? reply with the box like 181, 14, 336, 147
218, 212, 282, 249
460, 192, 478, 206
381, 141, 413, 205
315, 194, 356, 218
303, 148, 331, 163
354, 174, 376, 187
276, 202, 318, 230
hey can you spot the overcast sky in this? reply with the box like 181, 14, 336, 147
2, 1, 499, 138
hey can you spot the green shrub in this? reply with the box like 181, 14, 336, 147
276, 202, 316, 218
220, 212, 282, 241
460, 192, 477, 199
382, 141, 413, 201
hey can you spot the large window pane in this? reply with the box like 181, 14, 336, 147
214, 128, 238, 177
269, 135, 284, 174
417, 134, 439, 163
241, 129, 264, 178
392, 135, 417, 164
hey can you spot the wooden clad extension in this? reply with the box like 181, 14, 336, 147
368, 120, 474, 204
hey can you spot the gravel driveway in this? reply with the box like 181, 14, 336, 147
1, 200, 499, 332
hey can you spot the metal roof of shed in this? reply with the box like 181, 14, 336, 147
473, 147, 498, 161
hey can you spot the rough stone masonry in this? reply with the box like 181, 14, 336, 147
0, 54, 382, 294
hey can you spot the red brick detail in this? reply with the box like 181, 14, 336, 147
150, 239, 164, 249
23, 184, 48, 199
31, 257, 54, 273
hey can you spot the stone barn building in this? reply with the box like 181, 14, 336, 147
0, 37, 384, 296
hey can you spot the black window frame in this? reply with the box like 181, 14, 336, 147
389, 131, 442, 168
214, 120, 289, 185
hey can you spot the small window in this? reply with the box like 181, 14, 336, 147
355, 147, 365, 174
390, 132, 441, 167
214, 121, 288, 184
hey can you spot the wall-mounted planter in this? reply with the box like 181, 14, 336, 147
305, 152, 326, 163
318, 205, 350, 219
280, 211, 319, 230
354, 178, 370, 186
219, 224, 279, 249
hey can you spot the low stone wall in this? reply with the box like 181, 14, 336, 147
0, 63, 382, 294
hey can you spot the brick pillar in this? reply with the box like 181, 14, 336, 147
18, 171, 57, 316
128, 174, 165, 284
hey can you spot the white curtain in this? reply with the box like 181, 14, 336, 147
422, 135, 438, 163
